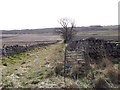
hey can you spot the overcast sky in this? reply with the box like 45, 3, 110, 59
0, 0, 119, 30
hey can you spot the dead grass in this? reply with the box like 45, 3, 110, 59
94, 77, 110, 89
2, 41, 65, 88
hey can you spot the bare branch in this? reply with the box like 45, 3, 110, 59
56, 18, 76, 43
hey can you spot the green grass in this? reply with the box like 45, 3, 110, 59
2, 54, 23, 65
2, 41, 65, 88
78, 77, 92, 88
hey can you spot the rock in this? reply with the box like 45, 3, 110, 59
41, 82, 45, 85
31, 80, 39, 84
16, 73, 22, 76
3, 63, 7, 66
15, 69, 18, 70
21, 62, 26, 65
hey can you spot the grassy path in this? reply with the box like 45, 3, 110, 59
1, 42, 66, 88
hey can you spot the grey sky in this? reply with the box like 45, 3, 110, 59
0, 0, 119, 30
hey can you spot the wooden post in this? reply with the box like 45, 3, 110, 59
64, 44, 67, 87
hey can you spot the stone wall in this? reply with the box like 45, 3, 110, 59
68, 37, 120, 62
2, 41, 58, 56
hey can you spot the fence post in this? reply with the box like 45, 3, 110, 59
64, 44, 67, 87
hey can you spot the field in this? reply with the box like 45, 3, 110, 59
1, 42, 66, 88
0, 29, 118, 54
77, 29, 118, 36
0, 26, 119, 89
1, 34, 61, 48
1, 28, 118, 47
0, 34, 17, 39
76, 29, 118, 40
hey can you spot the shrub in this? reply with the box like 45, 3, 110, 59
94, 77, 110, 90
107, 69, 118, 84
54, 63, 64, 76
45, 70, 54, 78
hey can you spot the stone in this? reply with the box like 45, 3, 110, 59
3, 63, 7, 66
41, 82, 45, 85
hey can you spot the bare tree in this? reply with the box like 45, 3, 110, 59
56, 18, 76, 43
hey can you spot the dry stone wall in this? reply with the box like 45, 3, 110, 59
64, 37, 120, 79
68, 37, 120, 63
2, 41, 58, 56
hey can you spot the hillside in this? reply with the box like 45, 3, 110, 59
1, 25, 118, 34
